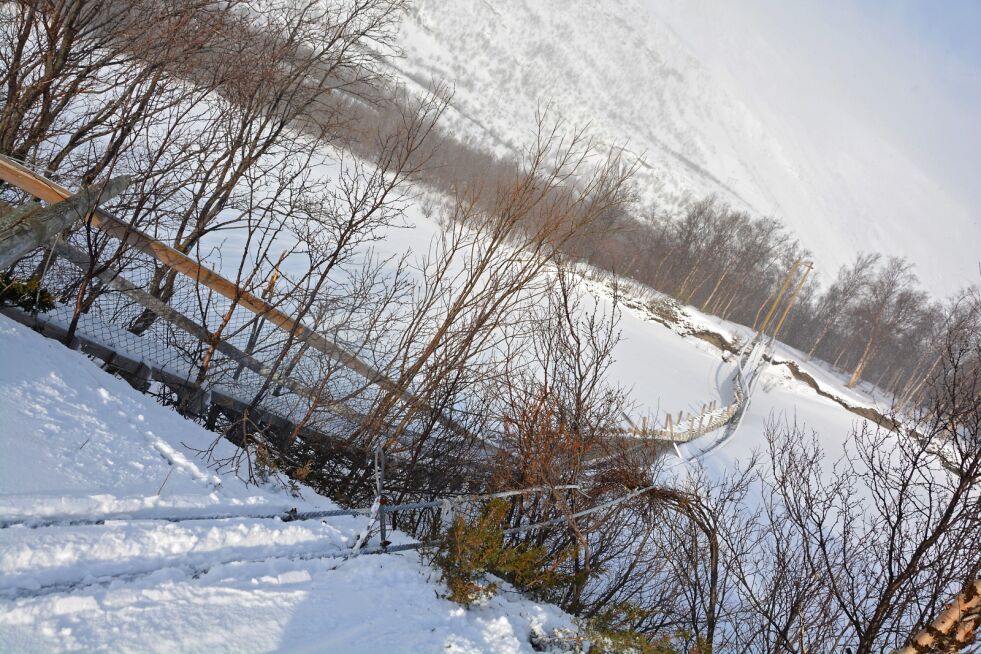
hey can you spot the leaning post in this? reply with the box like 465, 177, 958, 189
375, 442, 388, 550
0, 176, 130, 269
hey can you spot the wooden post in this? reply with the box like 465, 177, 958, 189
0, 177, 129, 268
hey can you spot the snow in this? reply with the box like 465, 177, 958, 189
610, 287, 726, 418
691, 362, 870, 474
567, 273, 877, 475
0, 315, 574, 653
0, 1, 943, 647
0, 241, 876, 651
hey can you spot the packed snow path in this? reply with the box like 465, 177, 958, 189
0, 315, 574, 653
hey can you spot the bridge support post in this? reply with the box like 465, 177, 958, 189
0, 176, 129, 269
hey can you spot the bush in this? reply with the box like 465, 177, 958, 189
583, 605, 684, 654
429, 498, 566, 606
0, 272, 55, 313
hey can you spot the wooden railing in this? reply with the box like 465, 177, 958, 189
0, 155, 475, 442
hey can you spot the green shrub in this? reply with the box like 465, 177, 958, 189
429, 502, 685, 653
429, 498, 566, 606
584, 605, 684, 654
0, 271, 55, 312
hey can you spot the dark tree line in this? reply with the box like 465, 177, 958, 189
568, 195, 977, 400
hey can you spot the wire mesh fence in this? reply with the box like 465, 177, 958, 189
3, 211, 376, 445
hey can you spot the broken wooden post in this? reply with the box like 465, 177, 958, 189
0, 176, 129, 269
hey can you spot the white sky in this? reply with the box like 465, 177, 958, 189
648, 0, 981, 232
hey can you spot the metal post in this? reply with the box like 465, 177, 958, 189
375, 442, 387, 549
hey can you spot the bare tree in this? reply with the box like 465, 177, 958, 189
126, 0, 407, 334
345, 113, 635, 471
765, 320, 981, 653
807, 252, 879, 359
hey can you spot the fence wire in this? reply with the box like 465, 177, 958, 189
5, 229, 380, 442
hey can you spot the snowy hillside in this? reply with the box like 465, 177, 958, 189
392, 0, 980, 294
0, 316, 573, 653
578, 275, 877, 471
2, 0, 976, 648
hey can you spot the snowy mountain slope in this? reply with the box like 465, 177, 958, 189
0, 315, 573, 653
391, 0, 979, 295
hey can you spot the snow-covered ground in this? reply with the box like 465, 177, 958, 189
572, 271, 877, 459
0, 315, 574, 653
0, 1, 953, 648
618, 307, 873, 472
0, 286, 873, 652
